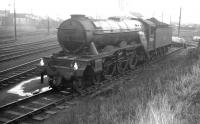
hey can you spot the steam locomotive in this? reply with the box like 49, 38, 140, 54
38, 14, 172, 92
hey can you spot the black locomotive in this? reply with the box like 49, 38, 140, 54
38, 15, 172, 91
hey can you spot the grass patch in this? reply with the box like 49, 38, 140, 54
42, 48, 200, 124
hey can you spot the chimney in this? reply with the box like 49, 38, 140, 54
71, 14, 86, 19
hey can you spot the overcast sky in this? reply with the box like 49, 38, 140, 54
0, 0, 199, 24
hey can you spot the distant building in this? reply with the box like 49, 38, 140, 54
0, 10, 44, 26
0, 10, 61, 30
0, 10, 10, 26
10, 13, 42, 25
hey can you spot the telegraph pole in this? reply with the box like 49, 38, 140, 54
14, 0, 17, 41
47, 16, 50, 34
178, 7, 182, 37
4, 9, 6, 25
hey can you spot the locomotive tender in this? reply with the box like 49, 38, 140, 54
39, 14, 172, 91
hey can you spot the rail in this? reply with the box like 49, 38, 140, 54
0, 59, 40, 88
0, 44, 60, 62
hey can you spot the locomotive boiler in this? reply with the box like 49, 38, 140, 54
57, 15, 143, 54
39, 15, 172, 92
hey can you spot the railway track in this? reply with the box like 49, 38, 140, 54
0, 39, 60, 87
0, 59, 40, 88
0, 44, 59, 63
0, 31, 56, 44
0, 37, 56, 54
0, 47, 184, 124
0, 89, 73, 124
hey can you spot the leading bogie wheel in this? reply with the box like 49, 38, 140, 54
93, 73, 103, 85
72, 78, 84, 93
49, 76, 63, 91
